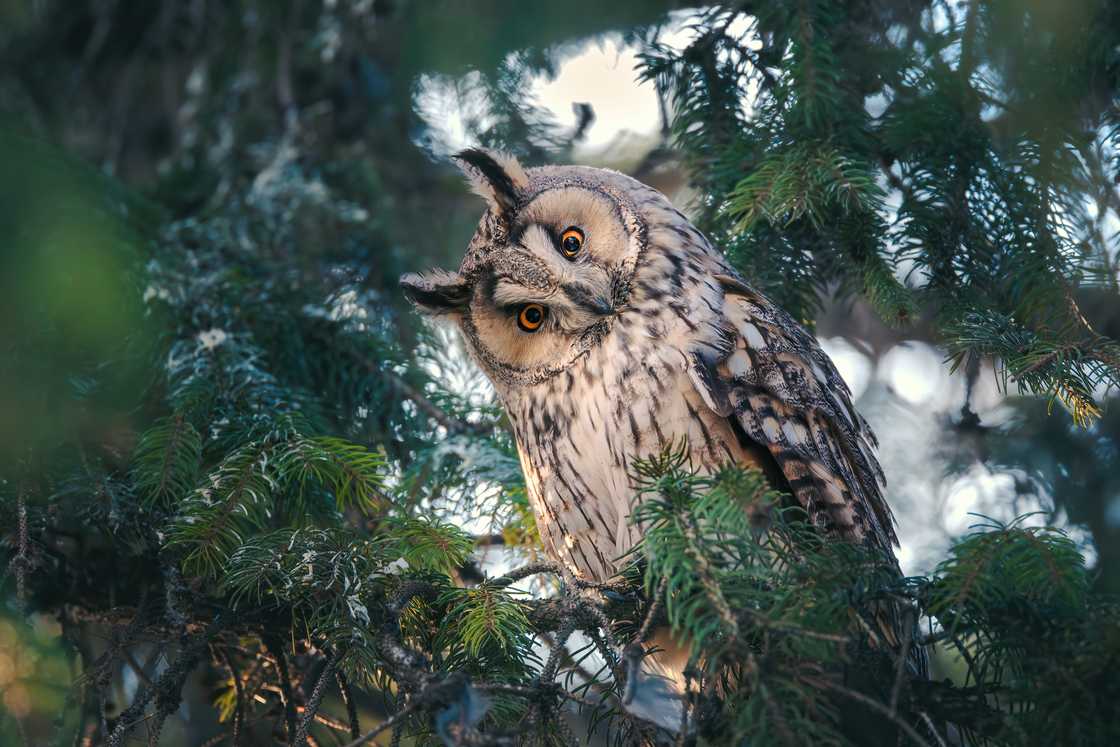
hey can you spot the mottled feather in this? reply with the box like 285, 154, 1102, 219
687, 272, 898, 552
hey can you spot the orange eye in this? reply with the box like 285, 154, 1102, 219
560, 227, 584, 258
517, 303, 546, 332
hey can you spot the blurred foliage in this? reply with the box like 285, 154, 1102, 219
974, 401, 1120, 594
0, 0, 1118, 745
0, 614, 72, 741
0, 130, 159, 474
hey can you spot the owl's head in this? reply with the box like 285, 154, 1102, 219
400, 149, 648, 389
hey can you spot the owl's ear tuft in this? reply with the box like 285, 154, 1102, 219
400, 270, 471, 316
453, 148, 528, 216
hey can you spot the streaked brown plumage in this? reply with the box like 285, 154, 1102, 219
401, 149, 915, 724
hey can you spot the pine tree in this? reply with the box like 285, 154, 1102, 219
1, 1, 1118, 745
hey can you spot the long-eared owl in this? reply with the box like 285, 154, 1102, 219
400, 149, 913, 725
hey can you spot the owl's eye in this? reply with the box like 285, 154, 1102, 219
517, 303, 546, 332
560, 227, 584, 259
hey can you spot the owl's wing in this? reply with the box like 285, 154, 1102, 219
686, 273, 897, 551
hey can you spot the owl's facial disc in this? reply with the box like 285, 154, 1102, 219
486, 231, 616, 333
403, 149, 648, 386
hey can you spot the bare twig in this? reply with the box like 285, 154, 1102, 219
890, 608, 917, 715
222, 648, 246, 747
820, 679, 934, 747
122, 648, 156, 690
959, 0, 981, 79
637, 576, 668, 644
14, 480, 30, 614
491, 562, 563, 587
339, 698, 421, 747
336, 669, 362, 740
919, 711, 949, 747
80, 591, 154, 743
383, 369, 493, 436
294, 653, 342, 747
540, 618, 579, 684
738, 605, 850, 644
263, 634, 299, 743
623, 576, 668, 706
106, 617, 225, 747
295, 707, 354, 733
479, 681, 600, 710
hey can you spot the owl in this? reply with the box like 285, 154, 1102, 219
401, 149, 911, 720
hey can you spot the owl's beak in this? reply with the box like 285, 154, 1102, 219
561, 282, 615, 317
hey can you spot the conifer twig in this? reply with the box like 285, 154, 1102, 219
259, 634, 298, 743
820, 679, 934, 747
339, 698, 421, 747
382, 369, 493, 436
107, 617, 225, 747
14, 481, 30, 615
294, 652, 341, 747
637, 576, 669, 644
540, 617, 579, 684
222, 648, 246, 747
891, 607, 917, 714
336, 669, 361, 740
623, 576, 668, 706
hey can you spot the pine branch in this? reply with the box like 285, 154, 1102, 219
382, 368, 495, 436
132, 414, 202, 507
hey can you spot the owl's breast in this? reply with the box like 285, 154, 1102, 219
507, 315, 751, 582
